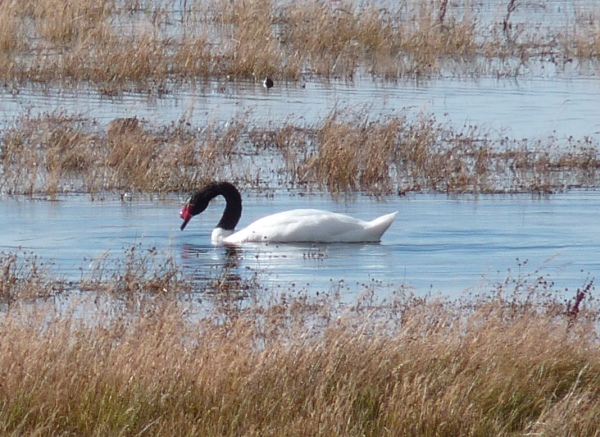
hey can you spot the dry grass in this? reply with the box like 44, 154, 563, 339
295, 110, 600, 195
0, 251, 65, 304
79, 244, 192, 298
0, 0, 599, 89
0, 250, 599, 435
0, 112, 98, 196
300, 110, 402, 193
1, 110, 598, 196
0, 112, 246, 195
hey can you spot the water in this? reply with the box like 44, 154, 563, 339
1, 0, 600, 302
2, 74, 600, 301
0, 191, 597, 300
2, 73, 599, 301
2, 75, 600, 141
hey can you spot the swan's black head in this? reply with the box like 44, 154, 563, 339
179, 193, 210, 231
180, 182, 243, 231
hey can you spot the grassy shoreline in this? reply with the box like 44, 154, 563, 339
0, 248, 598, 435
0, 178, 598, 435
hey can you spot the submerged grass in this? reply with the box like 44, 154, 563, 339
0, 251, 65, 304
0, 0, 599, 89
1, 109, 597, 196
0, 249, 599, 436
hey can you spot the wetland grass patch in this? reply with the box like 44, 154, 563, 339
0, 250, 599, 436
1, 0, 600, 89
0, 112, 243, 195
0, 251, 65, 304
1, 110, 598, 196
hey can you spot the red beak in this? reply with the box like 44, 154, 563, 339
180, 204, 192, 230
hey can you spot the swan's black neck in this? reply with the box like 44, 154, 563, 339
190, 182, 242, 230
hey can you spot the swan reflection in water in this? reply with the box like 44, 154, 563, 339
181, 244, 251, 302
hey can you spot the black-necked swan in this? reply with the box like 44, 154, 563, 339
179, 182, 397, 245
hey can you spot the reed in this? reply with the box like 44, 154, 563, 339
301, 110, 402, 194
297, 111, 599, 194
0, 251, 65, 304
562, 6, 600, 59
0, 2, 23, 57
222, 0, 283, 80
0, 112, 250, 195
1, 0, 599, 88
1, 111, 598, 196
0, 251, 598, 436
0, 112, 98, 196
80, 244, 191, 298
30, 0, 112, 45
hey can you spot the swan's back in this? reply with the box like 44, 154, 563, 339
223, 209, 397, 244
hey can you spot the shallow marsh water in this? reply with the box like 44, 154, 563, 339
3, 75, 600, 140
0, 190, 597, 300
2, 51, 600, 301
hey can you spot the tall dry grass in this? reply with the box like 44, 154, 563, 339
295, 110, 599, 195
0, 251, 599, 435
0, 112, 249, 195
0, 112, 98, 196
28, 0, 113, 45
301, 110, 402, 193
1, 0, 599, 89
0, 251, 65, 304
1, 110, 598, 196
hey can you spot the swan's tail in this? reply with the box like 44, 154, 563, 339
368, 212, 398, 241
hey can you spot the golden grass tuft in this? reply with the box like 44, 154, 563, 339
301, 110, 402, 194
0, 112, 98, 195
29, 0, 112, 45
221, 0, 284, 80
106, 119, 160, 190
0, 112, 251, 195
296, 111, 600, 195
0, 2, 25, 57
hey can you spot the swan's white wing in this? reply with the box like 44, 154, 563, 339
223, 209, 397, 244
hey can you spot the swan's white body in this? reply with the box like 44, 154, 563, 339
180, 182, 398, 245
210, 209, 398, 245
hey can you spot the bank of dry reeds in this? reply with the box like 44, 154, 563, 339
0, 112, 236, 195
300, 111, 600, 194
0, 248, 599, 436
1, 110, 598, 196
0, 0, 599, 89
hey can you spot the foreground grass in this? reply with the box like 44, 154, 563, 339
0, 0, 599, 90
0, 249, 599, 435
1, 110, 598, 196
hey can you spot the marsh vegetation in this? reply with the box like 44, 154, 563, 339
2, 1, 600, 434
0, 0, 599, 92
1, 109, 598, 196
1, 0, 598, 196
0, 248, 598, 436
